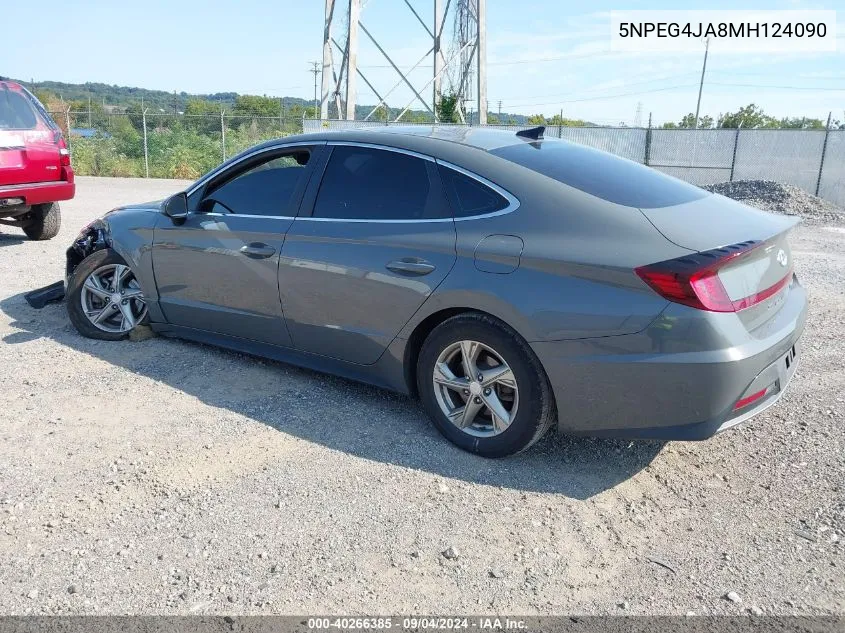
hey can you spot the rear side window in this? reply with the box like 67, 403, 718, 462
0, 90, 38, 130
439, 166, 509, 218
203, 151, 310, 216
313, 145, 448, 220
491, 141, 707, 209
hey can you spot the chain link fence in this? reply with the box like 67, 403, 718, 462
53, 111, 845, 208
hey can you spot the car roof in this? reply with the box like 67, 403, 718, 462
250, 125, 543, 158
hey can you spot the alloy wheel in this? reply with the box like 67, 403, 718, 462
79, 263, 147, 333
432, 340, 519, 437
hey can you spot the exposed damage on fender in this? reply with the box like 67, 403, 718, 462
66, 222, 110, 281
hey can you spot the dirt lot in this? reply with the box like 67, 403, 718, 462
0, 177, 843, 616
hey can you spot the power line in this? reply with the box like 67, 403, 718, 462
505, 80, 845, 110
506, 84, 702, 109
709, 82, 845, 91
503, 73, 697, 105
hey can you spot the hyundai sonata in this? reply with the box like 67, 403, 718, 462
64, 126, 806, 457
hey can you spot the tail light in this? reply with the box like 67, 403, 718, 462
57, 135, 71, 167
635, 240, 793, 313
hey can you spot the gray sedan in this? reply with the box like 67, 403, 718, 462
64, 126, 806, 457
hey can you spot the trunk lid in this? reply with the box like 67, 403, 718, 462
638, 193, 798, 331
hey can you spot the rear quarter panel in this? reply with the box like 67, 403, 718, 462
399, 159, 692, 343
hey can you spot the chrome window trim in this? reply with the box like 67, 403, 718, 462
202, 213, 296, 220
185, 141, 323, 197
435, 159, 521, 221
297, 216, 454, 224
325, 141, 435, 163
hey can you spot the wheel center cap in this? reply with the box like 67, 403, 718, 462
111, 293, 121, 304
469, 381, 482, 396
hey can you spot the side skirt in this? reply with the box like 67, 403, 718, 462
149, 322, 411, 396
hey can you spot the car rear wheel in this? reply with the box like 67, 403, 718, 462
66, 249, 148, 341
23, 203, 61, 240
417, 312, 556, 457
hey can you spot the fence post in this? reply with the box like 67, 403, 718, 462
64, 107, 72, 161
142, 108, 149, 179
729, 122, 742, 182
221, 110, 226, 163
644, 112, 652, 166
815, 112, 832, 196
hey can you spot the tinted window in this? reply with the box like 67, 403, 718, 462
491, 141, 707, 209
204, 151, 309, 216
439, 166, 509, 217
0, 90, 38, 130
313, 145, 447, 220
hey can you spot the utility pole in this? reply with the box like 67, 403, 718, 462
433, 0, 443, 121
321, 0, 335, 119
476, 0, 487, 125
497, 100, 502, 117
346, 0, 360, 120
309, 61, 321, 118
694, 37, 710, 129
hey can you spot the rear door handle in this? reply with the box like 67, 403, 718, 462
240, 243, 276, 259
386, 258, 436, 276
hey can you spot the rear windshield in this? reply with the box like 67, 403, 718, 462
0, 89, 38, 130
490, 140, 707, 209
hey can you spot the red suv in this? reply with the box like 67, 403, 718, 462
0, 78, 74, 240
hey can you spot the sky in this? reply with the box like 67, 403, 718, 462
3, 0, 843, 125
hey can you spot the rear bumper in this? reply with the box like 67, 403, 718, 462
0, 180, 75, 211
531, 277, 808, 441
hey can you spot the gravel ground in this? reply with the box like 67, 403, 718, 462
0, 176, 843, 616
704, 180, 845, 224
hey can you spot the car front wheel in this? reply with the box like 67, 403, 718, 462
66, 248, 148, 340
417, 312, 557, 457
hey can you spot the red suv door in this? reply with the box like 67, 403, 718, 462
0, 83, 63, 186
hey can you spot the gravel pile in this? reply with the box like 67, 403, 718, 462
704, 180, 845, 224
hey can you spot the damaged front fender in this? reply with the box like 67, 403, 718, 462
65, 222, 110, 282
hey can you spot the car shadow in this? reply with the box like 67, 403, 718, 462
0, 232, 26, 247
0, 291, 665, 499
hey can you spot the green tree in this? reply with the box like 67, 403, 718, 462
372, 105, 390, 122
526, 114, 546, 125
718, 104, 778, 129
436, 92, 460, 123
548, 114, 589, 127
676, 113, 714, 128
232, 95, 280, 118
778, 117, 826, 129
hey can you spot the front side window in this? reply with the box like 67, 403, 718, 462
313, 145, 448, 220
201, 150, 310, 216
439, 166, 510, 218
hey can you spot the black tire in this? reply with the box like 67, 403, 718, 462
23, 203, 61, 240
66, 248, 138, 341
416, 312, 557, 458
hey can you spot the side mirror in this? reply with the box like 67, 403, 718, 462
163, 192, 188, 222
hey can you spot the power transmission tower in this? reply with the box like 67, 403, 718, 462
497, 99, 502, 117
309, 61, 321, 118
634, 102, 643, 128
320, 0, 486, 123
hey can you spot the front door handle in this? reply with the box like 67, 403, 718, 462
240, 243, 276, 259
386, 258, 436, 276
